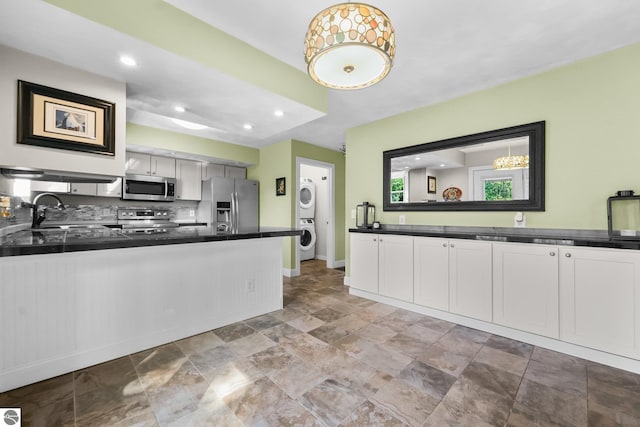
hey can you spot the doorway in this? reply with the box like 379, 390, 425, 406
296, 158, 336, 273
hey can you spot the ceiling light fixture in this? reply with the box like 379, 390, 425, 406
493, 146, 529, 170
304, 3, 395, 90
171, 118, 208, 130
174, 106, 186, 113
243, 123, 253, 130
274, 110, 284, 117
119, 55, 137, 67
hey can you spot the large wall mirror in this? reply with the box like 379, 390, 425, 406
383, 121, 545, 211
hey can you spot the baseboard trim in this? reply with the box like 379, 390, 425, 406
283, 267, 300, 277
349, 288, 640, 375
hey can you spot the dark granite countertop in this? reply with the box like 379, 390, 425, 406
349, 224, 640, 250
1, 225, 302, 257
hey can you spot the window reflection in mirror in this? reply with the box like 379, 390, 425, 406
383, 122, 544, 211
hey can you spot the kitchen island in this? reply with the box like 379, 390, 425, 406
0, 226, 301, 392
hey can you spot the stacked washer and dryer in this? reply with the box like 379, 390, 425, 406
299, 178, 317, 261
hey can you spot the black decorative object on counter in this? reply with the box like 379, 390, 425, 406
356, 202, 376, 229
608, 194, 640, 240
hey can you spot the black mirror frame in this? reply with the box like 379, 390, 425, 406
383, 121, 545, 212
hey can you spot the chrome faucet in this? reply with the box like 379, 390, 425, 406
29, 192, 66, 228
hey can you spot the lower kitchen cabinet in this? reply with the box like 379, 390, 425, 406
350, 233, 380, 293
493, 243, 559, 338
414, 237, 449, 311
559, 246, 640, 359
349, 233, 413, 301
378, 234, 413, 302
448, 239, 493, 322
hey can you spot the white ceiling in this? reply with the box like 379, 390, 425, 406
1, 0, 640, 153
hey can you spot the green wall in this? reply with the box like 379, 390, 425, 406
346, 43, 640, 271
248, 139, 346, 271
127, 123, 259, 165
248, 141, 295, 268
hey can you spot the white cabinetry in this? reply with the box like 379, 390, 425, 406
350, 233, 380, 294
559, 246, 640, 359
202, 163, 225, 180
70, 179, 122, 198
225, 166, 246, 179
349, 233, 413, 301
448, 239, 493, 322
175, 159, 202, 201
414, 237, 449, 311
493, 243, 559, 338
378, 234, 414, 302
125, 152, 176, 178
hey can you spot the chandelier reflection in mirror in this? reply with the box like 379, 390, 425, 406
493, 145, 529, 170
304, 3, 395, 90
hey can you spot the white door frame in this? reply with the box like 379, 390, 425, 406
296, 157, 336, 270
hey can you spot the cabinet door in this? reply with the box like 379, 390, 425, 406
97, 178, 122, 198
125, 152, 151, 175
414, 237, 449, 311
350, 233, 379, 294
225, 166, 246, 179
30, 181, 70, 193
203, 163, 225, 180
378, 235, 413, 302
70, 183, 97, 196
151, 156, 176, 178
176, 160, 202, 201
449, 239, 493, 322
493, 243, 559, 338
560, 247, 640, 359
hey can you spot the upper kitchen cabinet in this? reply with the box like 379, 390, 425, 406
202, 163, 225, 180
176, 159, 202, 201
125, 152, 176, 178
202, 164, 247, 180
225, 166, 246, 179
0, 46, 126, 177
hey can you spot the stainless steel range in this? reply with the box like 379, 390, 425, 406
117, 208, 179, 234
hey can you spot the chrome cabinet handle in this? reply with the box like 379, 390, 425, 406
373, 238, 377, 242
550, 251, 556, 256
565, 253, 572, 258
442, 243, 447, 248
379, 238, 383, 242
450, 243, 455, 248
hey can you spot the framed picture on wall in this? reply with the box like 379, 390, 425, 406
16, 80, 116, 156
428, 175, 437, 194
276, 177, 286, 196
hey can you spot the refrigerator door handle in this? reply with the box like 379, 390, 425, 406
232, 191, 238, 233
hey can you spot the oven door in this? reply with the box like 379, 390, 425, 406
122, 174, 175, 201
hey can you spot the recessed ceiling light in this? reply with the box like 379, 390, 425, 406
119, 55, 137, 67
440, 163, 446, 167
171, 118, 208, 130
243, 123, 253, 130
415, 157, 421, 160
174, 106, 186, 113
274, 110, 284, 117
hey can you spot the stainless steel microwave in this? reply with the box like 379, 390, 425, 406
122, 174, 175, 202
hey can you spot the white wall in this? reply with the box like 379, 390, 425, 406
0, 45, 126, 177
301, 164, 328, 259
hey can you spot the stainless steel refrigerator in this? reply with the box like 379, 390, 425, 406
198, 177, 259, 233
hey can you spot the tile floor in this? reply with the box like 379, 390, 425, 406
2, 259, 640, 426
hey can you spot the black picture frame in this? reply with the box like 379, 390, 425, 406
17, 80, 116, 156
427, 176, 437, 194
276, 177, 286, 196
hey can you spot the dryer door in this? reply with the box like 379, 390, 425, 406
300, 184, 315, 209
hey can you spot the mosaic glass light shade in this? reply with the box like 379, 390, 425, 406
493, 154, 530, 170
304, 3, 395, 90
